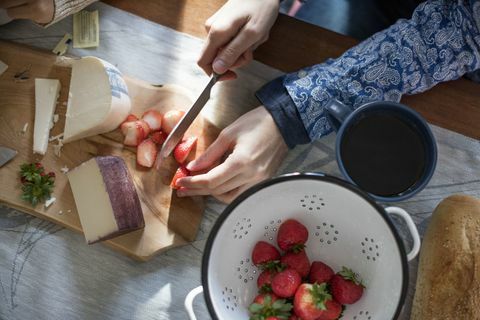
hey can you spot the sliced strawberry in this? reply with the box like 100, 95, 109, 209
137, 139, 158, 168
142, 110, 163, 131
252, 241, 281, 266
124, 122, 145, 146
162, 110, 185, 134
277, 219, 309, 252
170, 165, 190, 189
271, 269, 301, 298
281, 250, 310, 278
330, 266, 365, 304
309, 261, 335, 284
174, 136, 197, 164
138, 119, 151, 137
120, 115, 138, 135
150, 131, 167, 145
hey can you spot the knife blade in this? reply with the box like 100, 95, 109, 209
0, 146, 17, 167
158, 73, 219, 160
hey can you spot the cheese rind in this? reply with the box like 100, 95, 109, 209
34, 79, 61, 155
63, 57, 131, 143
67, 156, 144, 244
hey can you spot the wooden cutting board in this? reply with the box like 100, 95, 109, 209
0, 40, 219, 261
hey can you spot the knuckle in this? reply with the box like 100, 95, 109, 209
243, 25, 261, 39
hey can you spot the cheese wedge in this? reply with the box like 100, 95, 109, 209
67, 156, 144, 244
34, 79, 61, 155
63, 57, 131, 143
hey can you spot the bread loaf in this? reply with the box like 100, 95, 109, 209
411, 194, 480, 320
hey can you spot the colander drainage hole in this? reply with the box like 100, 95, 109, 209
300, 195, 325, 212
233, 218, 253, 240
314, 223, 339, 245
361, 239, 380, 262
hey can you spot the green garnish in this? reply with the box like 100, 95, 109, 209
19, 162, 55, 206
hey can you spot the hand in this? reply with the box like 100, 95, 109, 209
0, 0, 54, 24
198, 0, 280, 80
176, 106, 288, 203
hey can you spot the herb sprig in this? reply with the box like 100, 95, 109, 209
19, 162, 55, 206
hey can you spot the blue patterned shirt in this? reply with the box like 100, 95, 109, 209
257, 0, 480, 148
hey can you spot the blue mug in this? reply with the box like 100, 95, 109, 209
325, 99, 437, 202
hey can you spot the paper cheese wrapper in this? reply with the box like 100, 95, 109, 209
73, 10, 99, 48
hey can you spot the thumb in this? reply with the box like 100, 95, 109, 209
187, 133, 231, 171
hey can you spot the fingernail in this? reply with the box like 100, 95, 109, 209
213, 59, 227, 74
186, 162, 195, 171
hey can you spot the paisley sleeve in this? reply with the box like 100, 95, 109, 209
282, 0, 480, 142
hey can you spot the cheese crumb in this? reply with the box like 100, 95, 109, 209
58, 210, 63, 215
53, 139, 63, 157
45, 197, 56, 208
49, 133, 64, 142
53, 114, 59, 123
60, 165, 69, 174
22, 123, 29, 133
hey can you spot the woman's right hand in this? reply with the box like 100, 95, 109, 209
197, 0, 280, 80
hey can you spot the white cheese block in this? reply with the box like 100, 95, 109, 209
67, 156, 144, 244
34, 79, 61, 155
63, 57, 131, 143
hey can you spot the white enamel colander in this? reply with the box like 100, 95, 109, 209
185, 173, 421, 320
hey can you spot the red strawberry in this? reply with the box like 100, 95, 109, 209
162, 110, 185, 134
137, 139, 158, 168
252, 241, 281, 266
142, 110, 163, 131
120, 115, 140, 135
330, 266, 365, 304
170, 165, 190, 189
271, 269, 301, 298
316, 300, 342, 320
124, 121, 145, 146
277, 219, 309, 252
150, 131, 167, 145
138, 119, 151, 137
174, 137, 197, 164
309, 261, 335, 284
289, 314, 299, 320
257, 270, 275, 292
249, 294, 292, 320
294, 283, 341, 320
281, 250, 310, 278
34, 162, 43, 169
124, 114, 138, 122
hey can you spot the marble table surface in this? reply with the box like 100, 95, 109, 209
1, 3, 479, 320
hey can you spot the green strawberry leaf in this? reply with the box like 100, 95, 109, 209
310, 283, 332, 310
249, 303, 264, 314
339, 266, 365, 288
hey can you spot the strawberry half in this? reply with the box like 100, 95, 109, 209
170, 165, 190, 189
142, 110, 163, 131
309, 261, 335, 284
120, 114, 139, 135
249, 294, 292, 320
162, 110, 185, 134
294, 283, 341, 320
252, 241, 281, 266
271, 269, 301, 298
277, 219, 309, 252
281, 250, 310, 278
174, 137, 197, 164
124, 121, 145, 146
138, 119, 151, 137
150, 131, 167, 145
137, 139, 158, 168
330, 266, 365, 304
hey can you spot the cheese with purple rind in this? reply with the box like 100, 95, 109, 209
67, 156, 144, 244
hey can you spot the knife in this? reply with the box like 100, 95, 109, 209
158, 73, 220, 160
0, 146, 17, 167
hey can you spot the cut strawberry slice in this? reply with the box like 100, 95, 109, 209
124, 122, 145, 146
173, 137, 197, 164
150, 131, 167, 145
162, 110, 185, 134
120, 114, 139, 135
137, 139, 158, 168
124, 114, 138, 122
170, 165, 190, 189
138, 119, 151, 137
142, 110, 163, 131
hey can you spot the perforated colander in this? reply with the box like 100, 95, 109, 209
185, 173, 420, 320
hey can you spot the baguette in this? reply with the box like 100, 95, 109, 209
411, 194, 480, 320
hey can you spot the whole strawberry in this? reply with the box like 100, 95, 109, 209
249, 293, 292, 320
309, 261, 334, 284
277, 219, 309, 251
281, 250, 310, 278
257, 270, 276, 293
330, 266, 365, 304
252, 241, 281, 266
271, 269, 301, 298
294, 283, 342, 320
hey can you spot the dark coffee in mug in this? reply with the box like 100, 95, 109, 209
340, 112, 427, 197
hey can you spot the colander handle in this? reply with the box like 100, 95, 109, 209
185, 286, 203, 320
385, 207, 421, 261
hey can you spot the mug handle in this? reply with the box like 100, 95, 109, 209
325, 98, 353, 131
185, 286, 204, 320
385, 207, 421, 261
